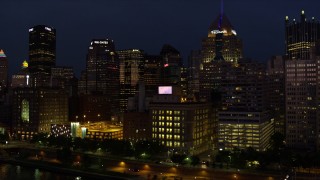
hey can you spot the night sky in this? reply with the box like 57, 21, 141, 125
1, 0, 319, 77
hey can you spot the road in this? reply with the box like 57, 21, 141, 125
0, 141, 286, 180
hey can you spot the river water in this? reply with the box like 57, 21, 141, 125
0, 163, 79, 180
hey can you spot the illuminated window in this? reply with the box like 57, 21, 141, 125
21, 99, 30, 122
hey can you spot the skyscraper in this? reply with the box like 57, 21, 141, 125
285, 58, 320, 150
29, 25, 56, 73
199, 12, 243, 102
0, 49, 8, 92
160, 44, 183, 85
216, 59, 274, 151
28, 25, 56, 87
202, 13, 243, 64
285, 10, 320, 60
12, 87, 68, 139
84, 39, 118, 94
117, 49, 144, 112
78, 39, 120, 118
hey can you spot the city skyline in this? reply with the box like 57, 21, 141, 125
1, 0, 319, 76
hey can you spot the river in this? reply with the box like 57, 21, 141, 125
0, 163, 80, 180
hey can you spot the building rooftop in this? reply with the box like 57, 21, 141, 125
0, 49, 6, 58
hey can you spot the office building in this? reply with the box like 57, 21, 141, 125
199, 12, 242, 102
285, 10, 320, 60
267, 56, 285, 134
150, 86, 211, 155
216, 59, 274, 151
201, 13, 242, 64
78, 39, 120, 116
285, 58, 320, 150
12, 88, 68, 139
144, 55, 162, 97
160, 44, 183, 85
187, 50, 201, 100
28, 25, 56, 87
0, 49, 8, 92
117, 49, 144, 112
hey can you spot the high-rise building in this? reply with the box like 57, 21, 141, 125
29, 25, 56, 75
144, 55, 162, 97
51, 66, 76, 96
285, 58, 320, 150
285, 10, 320, 60
78, 39, 120, 116
12, 87, 68, 139
267, 56, 285, 134
201, 13, 242, 64
82, 39, 118, 94
187, 50, 201, 100
117, 49, 144, 112
216, 59, 274, 151
199, 12, 242, 102
160, 44, 183, 85
150, 86, 211, 155
0, 49, 8, 92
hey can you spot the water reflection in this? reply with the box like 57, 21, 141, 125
0, 163, 77, 180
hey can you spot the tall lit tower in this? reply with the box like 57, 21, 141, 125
78, 39, 120, 118
85, 39, 118, 94
28, 25, 56, 74
0, 49, 8, 92
201, 12, 242, 64
117, 49, 144, 112
285, 10, 320, 60
199, 8, 242, 102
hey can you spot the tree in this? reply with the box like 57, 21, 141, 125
269, 132, 285, 151
171, 154, 187, 164
190, 155, 200, 166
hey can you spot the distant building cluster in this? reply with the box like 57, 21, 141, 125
0, 10, 320, 155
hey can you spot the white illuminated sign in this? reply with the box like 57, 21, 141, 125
231, 30, 237, 35
211, 30, 227, 34
158, 86, 172, 95
26, 75, 29, 85
94, 41, 108, 44
45, 27, 52, 31
29, 28, 34, 32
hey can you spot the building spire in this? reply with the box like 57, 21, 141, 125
219, 0, 224, 29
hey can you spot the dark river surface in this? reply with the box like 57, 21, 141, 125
0, 163, 80, 180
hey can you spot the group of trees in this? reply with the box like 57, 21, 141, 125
31, 133, 164, 160
214, 132, 320, 170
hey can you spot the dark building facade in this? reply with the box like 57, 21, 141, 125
28, 25, 56, 87
117, 49, 145, 112
78, 39, 120, 116
199, 13, 242, 102
0, 49, 8, 93
12, 87, 68, 139
160, 44, 182, 85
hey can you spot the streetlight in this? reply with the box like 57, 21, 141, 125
97, 114, 100, 121
83, 115, 86, 123
228, 155, 232, 168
